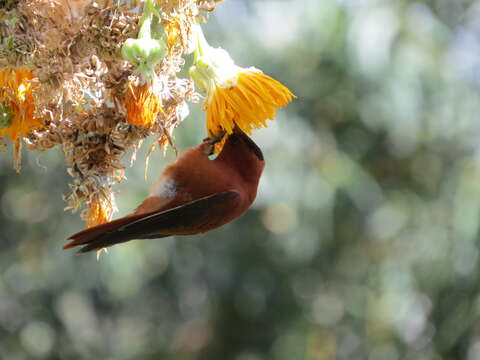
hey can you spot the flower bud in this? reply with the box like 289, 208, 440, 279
121, 37, 166, 68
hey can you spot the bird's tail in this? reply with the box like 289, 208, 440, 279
65, 191, 240, 254
63, 214, 147, 253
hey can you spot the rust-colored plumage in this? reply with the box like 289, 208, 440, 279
64, 129, 265, 253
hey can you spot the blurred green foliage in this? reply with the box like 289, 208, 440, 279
2, 0, 480, 359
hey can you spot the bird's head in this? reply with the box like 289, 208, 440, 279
213, 127, 265, 185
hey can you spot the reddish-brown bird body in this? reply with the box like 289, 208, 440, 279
64, 130, 265, 253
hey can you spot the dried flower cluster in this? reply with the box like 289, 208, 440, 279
0, 0, 222, 227
0, 0, 294, 232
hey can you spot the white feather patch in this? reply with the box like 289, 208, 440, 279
151, 176, 177, 199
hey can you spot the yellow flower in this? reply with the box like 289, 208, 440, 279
0, 69, 42, 140
124, 76, 163, 127
206, 68, 294, 133
189, 24, 295, 152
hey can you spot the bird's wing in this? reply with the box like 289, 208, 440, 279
119, 190, 241, 237
65, 190, 241, 253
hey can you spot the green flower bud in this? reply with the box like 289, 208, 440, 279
121, 37, 166, 68
189, 65, 209, 93
120, 0, 166, 77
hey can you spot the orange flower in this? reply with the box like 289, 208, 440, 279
0, 69, 42, 140
0, 68, 43, 171
85, 194, 113, 229
83, 192, 115, 259
124, 77, 163, 127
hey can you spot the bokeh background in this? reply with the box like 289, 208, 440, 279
2, 0, 480, 358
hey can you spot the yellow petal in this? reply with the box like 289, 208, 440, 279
204, 69, 295, 151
